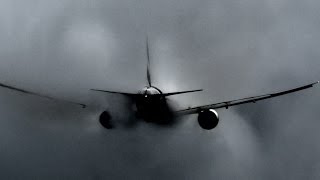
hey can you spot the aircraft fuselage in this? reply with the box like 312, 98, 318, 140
135, 86, 173, 123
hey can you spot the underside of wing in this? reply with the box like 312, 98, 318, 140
176, 81, 319, 116
0, 82, 86, 108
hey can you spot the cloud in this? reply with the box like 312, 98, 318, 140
0, 0, 319, 179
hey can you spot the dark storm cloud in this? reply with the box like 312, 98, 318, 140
0, 0, 319, 179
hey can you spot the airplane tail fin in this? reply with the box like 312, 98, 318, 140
91, 37, 153, 97
146, 36, 152, 87
145, 36, 203, 97
91, 37, 204, 98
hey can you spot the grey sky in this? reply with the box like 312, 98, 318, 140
0, 0, 319, 179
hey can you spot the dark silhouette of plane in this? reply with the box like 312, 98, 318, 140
0, 38, 318, 130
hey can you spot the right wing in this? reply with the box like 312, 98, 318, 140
177, 81, 319, 116
0, 82, 87, 108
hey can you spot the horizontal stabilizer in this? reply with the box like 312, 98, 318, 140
162, 89, 203, 96
90, 89, 137, 96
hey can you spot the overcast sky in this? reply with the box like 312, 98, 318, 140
0, 0, 319, 179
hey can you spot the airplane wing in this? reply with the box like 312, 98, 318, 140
0, 82, 87, 108
177, 81, 319, 116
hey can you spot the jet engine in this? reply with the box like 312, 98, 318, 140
99, 111, 113, 129
198, 109, 219, 130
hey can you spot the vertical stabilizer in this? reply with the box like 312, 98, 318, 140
146, 36, 152, 87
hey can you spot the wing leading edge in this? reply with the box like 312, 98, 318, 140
177, 81, 319, 116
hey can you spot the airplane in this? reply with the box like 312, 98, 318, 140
0, 38, 318, 130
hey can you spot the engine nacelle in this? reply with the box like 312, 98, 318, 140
198, 109, 219, 130
99, 111, 113, 129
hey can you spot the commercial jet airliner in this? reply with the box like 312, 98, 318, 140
0, 38, 318, 130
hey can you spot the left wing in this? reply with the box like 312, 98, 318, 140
177, 81, 319, 116
0, 82, 87, 108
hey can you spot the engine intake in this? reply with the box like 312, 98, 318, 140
198, 109, 219, 130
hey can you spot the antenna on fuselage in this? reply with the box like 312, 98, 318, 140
146, 36, 152, 87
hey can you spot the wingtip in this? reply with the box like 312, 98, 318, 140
311, 81, 319, 86
79, 104, 87, 108
191, 89, 203, 92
